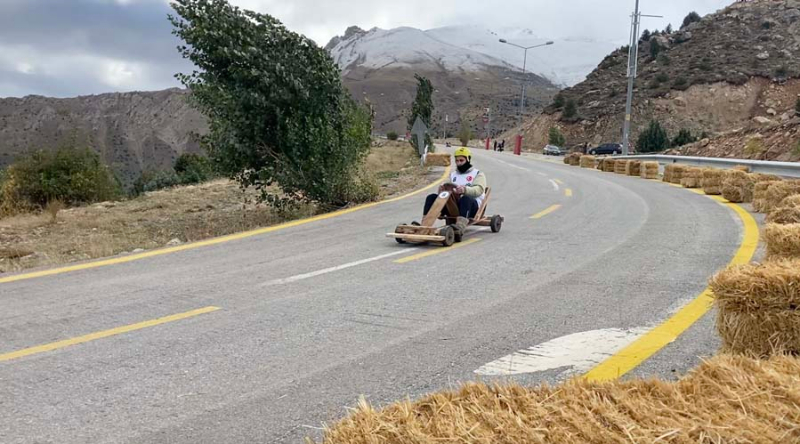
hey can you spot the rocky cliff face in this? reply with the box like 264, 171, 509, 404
0, 88, 207, 188
522, 0, 800, 159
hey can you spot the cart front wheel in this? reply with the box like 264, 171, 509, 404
490, 215, 502, 233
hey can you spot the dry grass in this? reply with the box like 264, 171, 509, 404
316, 354, 800, 443
764, 223, 800, 260
640, 161, 658, 179
0, 142, 430, 273
710, 260, 800, 356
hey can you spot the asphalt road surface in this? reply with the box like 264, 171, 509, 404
1, 147, 744, 443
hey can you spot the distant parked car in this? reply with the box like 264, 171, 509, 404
589, 143, 622, 155
543, 145, 566, 156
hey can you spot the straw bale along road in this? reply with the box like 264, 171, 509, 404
1, 147, 743, 443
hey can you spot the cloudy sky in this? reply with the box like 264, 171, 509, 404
0, 0, 732, 98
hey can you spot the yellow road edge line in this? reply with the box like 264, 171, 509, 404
565, 188, 573, 197
583, 199, 758, 382
0, 306, 221, 362
394, 238, 482, 264
531, 204, 562, 220
0, 167, 451, 285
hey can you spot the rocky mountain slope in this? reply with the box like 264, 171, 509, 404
0, 88, 207, 188
522, 0, 800, 161
327, 26, 559, 135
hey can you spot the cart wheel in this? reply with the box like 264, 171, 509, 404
452, 225, 463, 243
440, 226, 455, 247
395, 237, 407, 244
490, 215, 502, 233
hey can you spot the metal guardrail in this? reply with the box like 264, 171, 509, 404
614, 154, 800, 178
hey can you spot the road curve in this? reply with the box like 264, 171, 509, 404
1, 147, 742, 443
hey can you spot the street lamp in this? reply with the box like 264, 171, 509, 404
499, 39, 553, 155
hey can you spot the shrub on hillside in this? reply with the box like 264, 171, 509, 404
174, 153, 215, 185
386, 131, 398, 141
671, 128, 698, 147
562, 99, 578, 121
682, 11, 701, 29
637, 120, 670, 153
132, 170, 180, 195
0, 147, 120, 212
548, 127, 566, 147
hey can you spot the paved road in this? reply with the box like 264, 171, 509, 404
1, 148, 742, 443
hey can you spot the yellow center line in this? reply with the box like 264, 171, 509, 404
554, 179, 564, 185
531, 204, 562, 219
0, 167, 451, 285
0, 306, 221, 363
565, 188, 573, 197
583, 199, 758, 382
394, 238, 482, 264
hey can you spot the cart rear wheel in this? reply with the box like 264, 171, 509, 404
490, 215, 502, 233
440, 226, 455, 247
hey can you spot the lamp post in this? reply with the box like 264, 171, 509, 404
499, 39, 553, 155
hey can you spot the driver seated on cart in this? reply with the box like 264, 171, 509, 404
420, 147, 487, 238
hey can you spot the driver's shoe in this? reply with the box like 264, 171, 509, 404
453, 216, 469, 238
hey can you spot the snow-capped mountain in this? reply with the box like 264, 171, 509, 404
328, 25, 622, 87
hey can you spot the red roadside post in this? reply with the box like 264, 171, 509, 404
514, 134, 522, 155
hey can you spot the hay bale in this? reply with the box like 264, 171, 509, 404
663, 164, 674, 182
753, 176, 784, 212
320, 354, 800, 443
602, 158, 617, 172
766, 206, 800, 224
423, 153, 451, 167
721, 170, 750, 203
625, 160, 641, 176
614, 159, 629, 174
733, 165, 750, 172
640, 161, 658, 179
680, 167, 704, 188
702, 169, 723, 195
763, 181, 800, 214
669, 165, 686, 184
579, 154, 595, 168
780, 195, 800, 208
711, 260, 800, 356
563, 155, 570, 164
764, 223, 800, 260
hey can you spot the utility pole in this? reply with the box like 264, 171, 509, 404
622, 0, 662, 156
499, 39, 553, 155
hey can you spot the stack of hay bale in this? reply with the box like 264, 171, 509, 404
614, 159, 629, 174
711, 181, 800, 358
640, 161, 659, 179
669, 165, 686, 185
752, 176, 784, 212
625, 160, 641, 176
566, 153, 582, 166
766, 195, 800, 224
680, 167, 704, 189
761, 181, 800, 214
721, 169, 751, 203
702, 169, 723, 195
424, 153, 451, 166
663, 164, 675, 183
602, 158, 616, 172
579, 155, 596, 169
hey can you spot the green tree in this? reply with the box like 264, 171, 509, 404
637, 120, 670, 153
548, 127, 566, 147
552, 93, 565, 109
682, 11, 701, 29
650, 39, 663, 59
407, 74, 435, 155
671, 128, 697, 147
457, 120, 472, 147
174, 153, 216, 185
665, 24, 673, 34
640, 29, 651, 42
386, 131, 398, 141
169, 0, 375, 208
562, 99, 578, 120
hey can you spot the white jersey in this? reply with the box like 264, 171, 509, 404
450, 168, 485, 206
